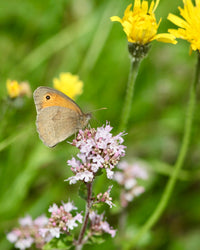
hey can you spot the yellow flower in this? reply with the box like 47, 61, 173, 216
6, 80, 32, 98
111, 0, 176, 45
6, 80, 21, 98
168, 0, 200, 52
53, 72, 83, 100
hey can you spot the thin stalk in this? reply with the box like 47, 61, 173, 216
127, 52, 200, 248
76, 182, 93, 250
119, 58, 140, 131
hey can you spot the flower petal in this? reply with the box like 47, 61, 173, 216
153, 33, 177, 44
152, 0, 160, 13
110, 16, 122, 23
167, 13, 188, 28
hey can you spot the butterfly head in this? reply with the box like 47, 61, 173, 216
81, 113, 92, 128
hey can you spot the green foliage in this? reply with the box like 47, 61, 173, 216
43, 234, 74, 250
88, 234, 105, 245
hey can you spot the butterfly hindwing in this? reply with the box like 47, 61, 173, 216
36, 106, 81, 147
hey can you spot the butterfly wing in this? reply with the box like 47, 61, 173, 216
33, 86, 83, 114
36, 106, 81, 147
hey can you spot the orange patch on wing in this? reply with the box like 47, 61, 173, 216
41, 92, 82, 114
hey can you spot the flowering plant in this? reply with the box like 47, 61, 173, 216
7, 123, 126, 249
111, 0, 176, 46
168, 0, 200, 53
66, 124, 126, 184
114, 161, 148, 207
53, 72, 83, 100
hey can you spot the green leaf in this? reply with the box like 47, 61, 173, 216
92, 202, 103, 209
89, 234, 105, 245
43, 234, 74, 250
95, 169, 103, 176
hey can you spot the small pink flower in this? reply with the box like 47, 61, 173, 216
67, 170, 94, 184
96, 186, 115, 208
62, 201, 77, 212
101, 221, 116, 238
7, 231, 18, 243
114, 161, 148, 207
68, 157, 80, 169
6, 214, 49, 250
74, 213, 83, 223
48, 228, 60, 238
48, 203, 58, 213
19, 215, 33, 227
66, 122, 126, 184
106, 168, 114, 179
34, 215, 49, 227
15, 237, 34, 250
39, 201, 83, 240
89, 211, 116, 238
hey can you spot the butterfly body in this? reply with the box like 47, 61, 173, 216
33, 87, 91, 147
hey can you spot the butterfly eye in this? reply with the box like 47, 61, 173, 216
46, 95, 50, 100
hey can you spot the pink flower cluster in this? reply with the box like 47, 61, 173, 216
114, 161, 148, 207
6, 215, 48, 250
66, 123, 126, 184
89, 211, 116, 238
7, 201, 83, 250
39, 201, 83, 240
96, 185, 115, 208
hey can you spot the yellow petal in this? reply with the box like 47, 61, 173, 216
110, 16, 122, 23
167, 13, 188, 28
152, 0, 160, 12
189, 45, 193, 55
153, 33, 177, 44
149, 1, 155, 14
157, 18, 162, 28
196, 0, 200, 7
141, 1, 149, 13
168, 28, 186, 39
134, 0, 141, 9
123, 21, 132, 37
124, 4, 132, 16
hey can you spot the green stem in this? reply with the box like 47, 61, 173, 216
119, 58, 140, 131
76, 182, 93, 250
127, 52, 200, 249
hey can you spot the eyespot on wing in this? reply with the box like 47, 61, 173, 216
33, 86, 83, 115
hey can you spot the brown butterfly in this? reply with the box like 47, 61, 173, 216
33, 86, 91, 147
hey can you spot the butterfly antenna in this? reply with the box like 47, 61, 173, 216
87, 107, 107, 127
88, 107, 107, 113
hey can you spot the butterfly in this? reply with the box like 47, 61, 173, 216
33, 86, 91, 147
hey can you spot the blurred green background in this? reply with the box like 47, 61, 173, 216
1, 0, 200, 249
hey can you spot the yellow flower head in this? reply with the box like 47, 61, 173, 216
6, 80, 32, 99
6, 80, 21, 98
53, 72, 83, 100
111, 0, 176, 45
168, 0, 200, 52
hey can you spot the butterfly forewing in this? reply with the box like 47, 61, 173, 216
33, 87, 83, 114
